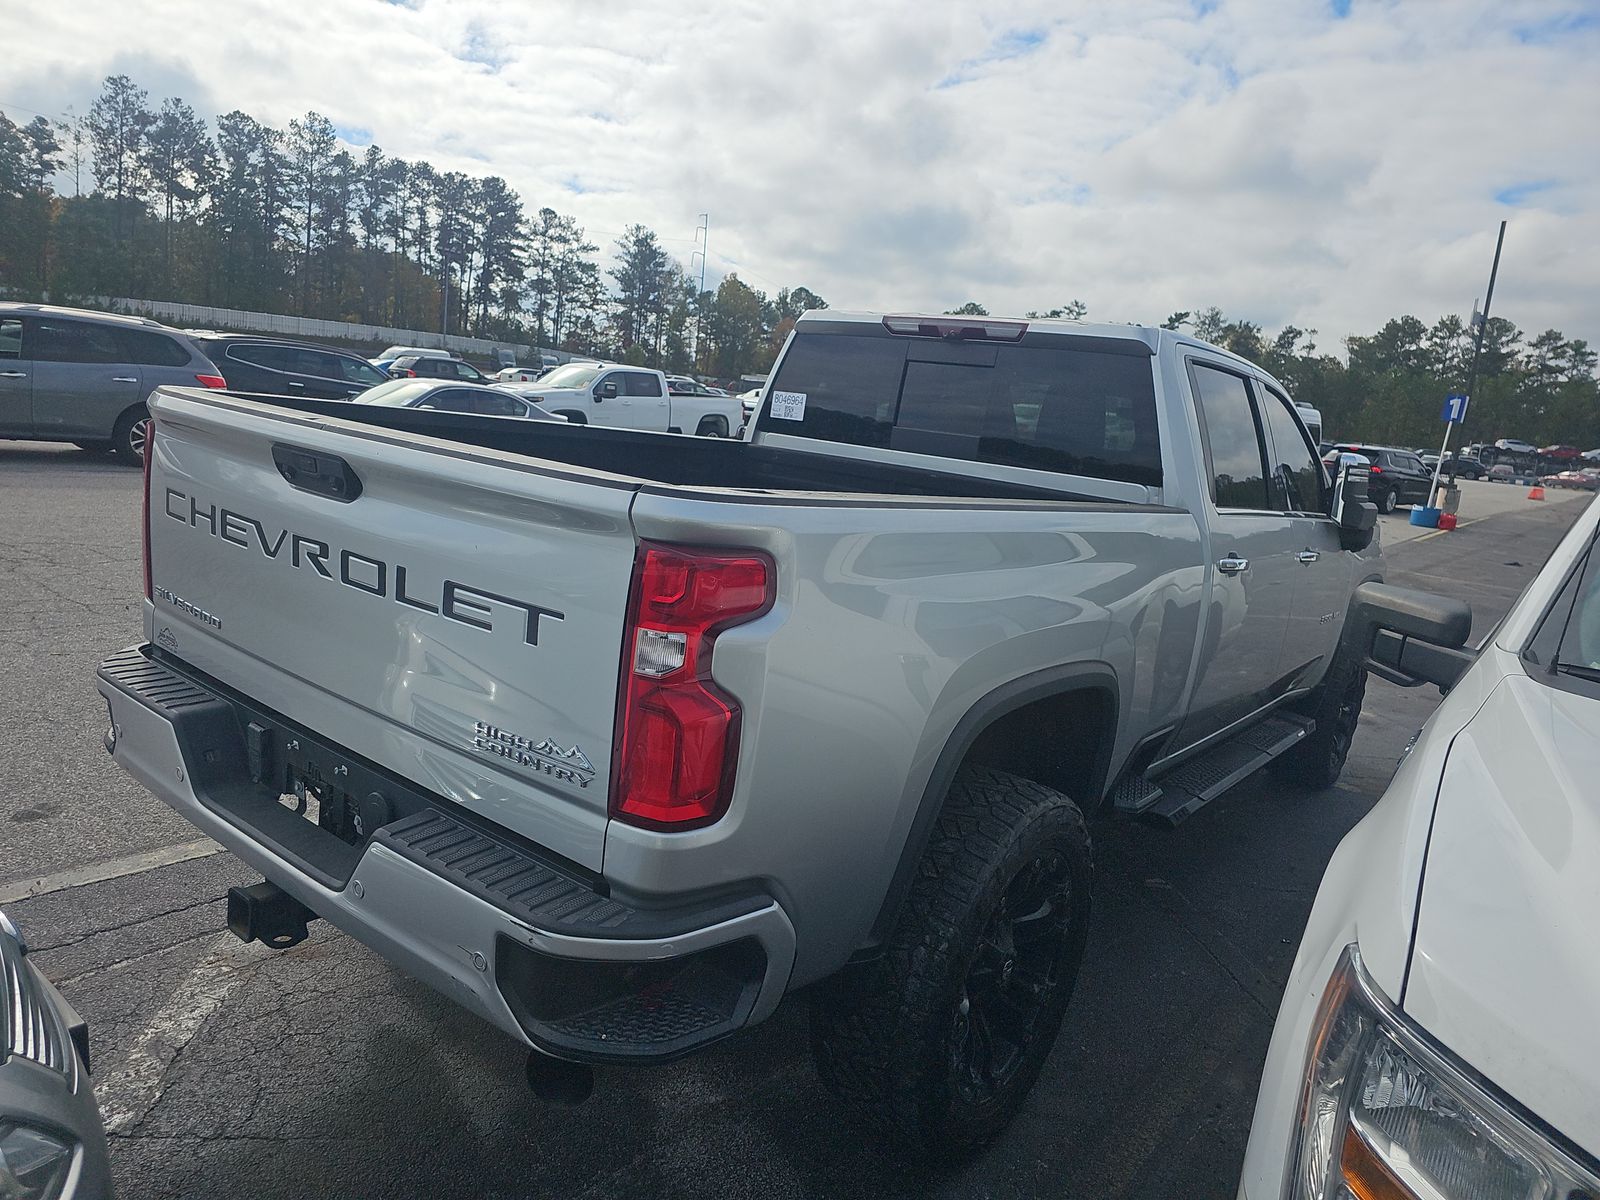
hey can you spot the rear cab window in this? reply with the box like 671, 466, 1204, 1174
624, 372, 663, 397
763, 329, 1162, 488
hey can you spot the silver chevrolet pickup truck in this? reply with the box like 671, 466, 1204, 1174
98, 310, 1381, 1156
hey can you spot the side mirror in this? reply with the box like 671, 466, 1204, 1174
1330, 461, 1378, 551
596, 381, 618, 401
1348, 581, 1475, 693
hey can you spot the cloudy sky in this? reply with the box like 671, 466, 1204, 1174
8, 0, 1600, 349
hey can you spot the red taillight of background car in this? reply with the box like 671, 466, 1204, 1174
141, 423, 154, 601
611, 543, 775, 830
194, 373, 227, 389
404, 369, 418, 378
1367, 465, 1383, 474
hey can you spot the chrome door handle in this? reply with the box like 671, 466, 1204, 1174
287, 380, 305, 388
111, 376, 138, 383
1296, 550, 1320, 564
0, 370, 26, 379
1217, 556, 1250, 575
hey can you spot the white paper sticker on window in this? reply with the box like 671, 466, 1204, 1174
770, 390, 807, 421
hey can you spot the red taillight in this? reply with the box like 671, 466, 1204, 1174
194, 373, 227, 389
141, 423, 154, 601
1367, 465, 1383, 474
611, 543, 775, 830
404, 369, 418, 378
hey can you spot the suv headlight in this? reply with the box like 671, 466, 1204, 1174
0, 1121, 73, 1200
1289, 946, 1600, 1199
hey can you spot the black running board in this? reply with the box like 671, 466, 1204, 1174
1110, 713, 1315, 825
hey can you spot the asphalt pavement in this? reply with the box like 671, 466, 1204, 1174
0, 442, 1591, 1200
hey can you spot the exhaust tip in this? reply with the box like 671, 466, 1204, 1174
525, 1052, 594, 1105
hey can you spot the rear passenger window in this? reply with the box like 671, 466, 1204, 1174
474, 393, 523, 417
228, 345, 285, 371
767, 332, 1162, 487
1260, 387, 1325, 513
1191, 363, 1270, 509
31, 318, 124, 364
118, 329, 191, 367
0, 319, 21, 359
624, 372, 663, 397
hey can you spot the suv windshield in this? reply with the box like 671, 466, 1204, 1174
765, 331, 1162, 487
539, 364, 602, 390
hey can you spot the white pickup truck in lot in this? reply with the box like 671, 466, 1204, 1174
102, 310, 1389, 1156
511, 362, 743, 436
1241, 495, 1600, 1200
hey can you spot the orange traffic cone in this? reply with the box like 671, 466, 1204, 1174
1528, 485, 1546, 501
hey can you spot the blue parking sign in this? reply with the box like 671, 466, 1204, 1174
1441, 393, 1469, 423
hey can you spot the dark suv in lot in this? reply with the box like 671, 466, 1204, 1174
1330, 443, 1435, 512
387, 355, 491, 384
194, 334, 389, 400
0, 302, 225, 460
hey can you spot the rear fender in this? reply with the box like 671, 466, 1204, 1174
866, 662, 1118, 947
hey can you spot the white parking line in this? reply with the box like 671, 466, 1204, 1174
98, 932, 260, 1134
0, 838, 224, 905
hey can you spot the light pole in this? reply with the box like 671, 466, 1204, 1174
690, 213, 709, 372
1443, 220, 1507, 491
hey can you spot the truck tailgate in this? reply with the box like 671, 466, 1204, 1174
144, 389, 640, 870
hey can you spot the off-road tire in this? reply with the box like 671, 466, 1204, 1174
112, 406, 150, 463
1274, 642, 1367, 789
810, 765, 1092, 1159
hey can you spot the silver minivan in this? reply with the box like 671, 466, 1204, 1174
0, 303, 225, 461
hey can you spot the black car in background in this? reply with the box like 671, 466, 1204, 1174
1441, 451, 1487, 480
386, 354, 491, 384
194, 334, 389, 399
1331, 443, 1436, 512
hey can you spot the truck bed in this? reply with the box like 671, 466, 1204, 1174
217, 391, 1139, 507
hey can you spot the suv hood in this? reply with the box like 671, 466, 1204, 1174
1405, 671, 1600, 1157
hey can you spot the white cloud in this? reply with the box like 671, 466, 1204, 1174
8, 0, 1600, 348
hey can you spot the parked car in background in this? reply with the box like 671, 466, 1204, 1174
1419, 452, 1441, 470
1539, 444, 1583, 462
1542, 468, 1600, 490
1241, 493, 1600, 1200
194, 334, 388, 400
1294, 403, 1322, 444
353, 378, 566, 420
1443, 451, 1486, 479
495, 365, 547, 383
1495, 437, 1537, 454
0, 301, 225, 460
514, 362, 742, 435
1330, 443, 1434, 513
387, 355, 492, 384
0, 909, 112, 1200
372, 345, 451, 365
1488, 462, 1517, 481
